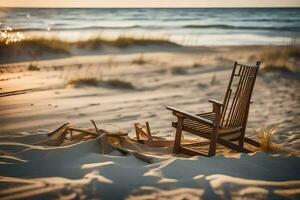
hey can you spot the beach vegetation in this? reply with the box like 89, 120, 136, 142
170, 66, 187, 75
27, 63, 40, 71
0, 37, 70, 61
192, 62, 203, 68
254, 126, 276, 152
104, 79, 135, 89
260, 46, 300, 73
67, 78, 99, 87
132, 53, 147, 65
76, 36, 179, 49
67, 77, 135, 89
1, 36, 180, 62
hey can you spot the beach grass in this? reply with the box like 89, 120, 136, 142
132, 53, 147, 65
261, 46, 300, 73
76, 36, 179, 49
0, 36, 179, 62
27, 63, 40, 71
0, 37, 70, 61
67, 76, 135, 89
67, 78, 99, 87
170, 66, 187, 75
104, 79, 135, 89
255, 126, 276, 152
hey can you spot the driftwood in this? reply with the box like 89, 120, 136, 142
67, 127, 128, 139
35, 124, 70, 146
91, 120, 102, 135
47, 123, 70, 136
116, 147, 154, 164
68, 127, 99, 137
32, 121, 128, 147
134, 122, 152, 141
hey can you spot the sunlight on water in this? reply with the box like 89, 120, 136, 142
0, 29, 25, 45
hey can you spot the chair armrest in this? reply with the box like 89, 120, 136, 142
208, 99, 223, 107
166, 106, 215, 127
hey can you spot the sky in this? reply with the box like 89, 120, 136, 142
0, 0, 299, 8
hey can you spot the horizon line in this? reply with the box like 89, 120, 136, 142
1, 6, 300, 9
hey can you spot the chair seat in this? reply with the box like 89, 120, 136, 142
172, 112, 242, 139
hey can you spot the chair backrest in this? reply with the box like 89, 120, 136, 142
220, 61, 260, 129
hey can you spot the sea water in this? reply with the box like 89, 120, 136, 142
0, 8, 299, 46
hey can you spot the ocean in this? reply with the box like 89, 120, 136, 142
0, 8, 300, 46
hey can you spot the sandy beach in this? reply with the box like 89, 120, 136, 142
0, 42, 300, 199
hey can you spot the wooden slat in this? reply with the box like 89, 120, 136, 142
218, 138, 252, 153
226, 65, 247, 127
167, 106, 215, 127
231, 66, 252, 127
179, 147, 209, 157
244, 137, 261, 147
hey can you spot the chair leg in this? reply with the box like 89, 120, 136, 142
218, 137, 252, 153
208, 134, 217, 157
173, 117, 183, 154
239, 130, 245, 147
239, 136, 244, 147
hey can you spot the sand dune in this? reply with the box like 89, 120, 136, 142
0, 132, 299, 199
0, 45, 299, 199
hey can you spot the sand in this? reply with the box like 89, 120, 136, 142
0, 132, 299, 199
0, 45, 299, 199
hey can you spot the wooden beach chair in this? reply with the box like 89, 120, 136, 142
167, 61, 261, 156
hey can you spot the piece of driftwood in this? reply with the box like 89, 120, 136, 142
97, 129, 128, 137
134, 122, 153, 141
47, 123, 69, 136
35, 124, 70, 146
68, 127, 99, 137
68, 127, 128, 137
32, 122, 129, 147
91, 120, 102, 135
116, 147, 154, 163
168, 61, 262, 157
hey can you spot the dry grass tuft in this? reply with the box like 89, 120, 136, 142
104, 79, 135, 89
111, 37, 178, 48
67, 77, 135, 90
28, 64, 40, 71
67, 78, 99, 87
254, 126, 277, 152
192, 62, 203, 68
132, 53, 147, 65
260, 46, 300, 73
171, 66, 187, 75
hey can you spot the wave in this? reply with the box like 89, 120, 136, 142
183, 24, 300, 31
240, 18, 300, 23
6, 24, 300, 33
5, 25, 145, 32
